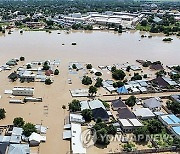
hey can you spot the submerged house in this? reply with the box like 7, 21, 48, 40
152, 77, 177, 88
8, 144, 30, 154
12, 87, 34, 96
111, 98, 126, 111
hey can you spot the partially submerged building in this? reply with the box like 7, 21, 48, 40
12, 87, 34, 96
143, 97, 162, 112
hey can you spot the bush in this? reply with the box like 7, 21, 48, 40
23, 123, 37, 137
113, 81, 124, 88
143, 74, 148, 78
82, 109, 92, 122
72, 64, 77, 69
86, 64, 92, 69
95, 77, 103, 88
125, 96, 136, 107
54, 69, 59, 75
26, 64, 31, 69
82, 76, 92, 85
163, 38, 173, 41
69, 99, 81, 112
0, 108, 6, 120
13, 117, 25, 127
131, 73, 142, 81
95, 72, 102, 76
89, 86, 97, 96
20, 56, 25, 61
112, 69, 126, 80
167, 100, 180, 114
45, 79, 52, 85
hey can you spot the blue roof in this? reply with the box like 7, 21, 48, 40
117, 86, 128, 94
161, 114, 180, 125
172, 126, 180, 135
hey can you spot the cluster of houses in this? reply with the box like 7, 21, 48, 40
63, 95, 180, 153
8, 60, 60, 83
4, 87, 42, 104
0, 125, 47, 154
0, 59, 19, 72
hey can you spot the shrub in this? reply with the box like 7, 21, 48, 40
86, 64, 92, 69
95, 72, 102, 76
20, 56, 25, 61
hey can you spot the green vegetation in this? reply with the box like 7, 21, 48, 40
126, 66, 131, 72
173, 65, 180, 72
86, 64, 92, 69
170, 74, 180, 81
82, 109, 92, 122
131, 73, 142, 81
123, 142, 136, 152
155, 70, 166, 77
26, 64, 32, 69
95, 72, 102, 76
102, 101, 110, 110
20, 56, 25, 61
0, 108, 6, 120
13, 117, 25, 127
93, 121, 117, 145
54, 69, 59, 75
42, 61, 50, 70
72, 64, 77, 69
113, 81, 124, 88
82, 76, 92, 85
89, 86, 97, 96
23, 123, 37, 137
166, 100, 180, 114
125, 96, 136, 107
162, 38, 173, 42
45, 79, 52, 85
112, 68, 126, 80
95, 77, 103, 88
72, 23, 93, 30
69, 99, 81, 112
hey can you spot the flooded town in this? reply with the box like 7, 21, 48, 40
0, 0, 180, 154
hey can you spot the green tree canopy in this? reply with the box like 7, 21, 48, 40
13, 117, 25, 127
68, 99, 81, 112
82, 109, 92, 122
125, 96, 136, 107
23, 123, 37, 137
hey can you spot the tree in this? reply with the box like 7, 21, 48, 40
107, 124, 117, 135
13, 117, 25, 127
155, 70, 166, 77
20, 56, 25, 61
102, 101, 110, 109
125, 96, 136, 107
72, 64, 77, 69
170, 74, 180, 81
26, 64, 31, 69
166, 100, 180, 114
86, 64, 92, 69
89, 86, 97, 96
126, 66, 131, 72
0, 26, 2, 31
123, 142, 135, 152
111, 66, 116, 72
45, 79, 52, 85
0, 108, 6, 120
95, 72, 102, 76
82, 76, 92, 85
113, 81, 124, 88
173, 137, 180, 148
112, 69, 126, 80
68, 99, 81, 112
140, 20, 147, 26
42, 62, 50, 70
147, 119, 163, 134
54, 69, 59, 75
131, 73, 142, 81
82, 109, 92, 122
23, 123, 37, 137
95, 77, 103, 88
134, 126, 149, 142
62, 105, 66, 110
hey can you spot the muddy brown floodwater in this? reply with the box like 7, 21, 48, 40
0, 30, 179, 154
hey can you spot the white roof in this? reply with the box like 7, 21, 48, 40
8, 144, 30, 154
4, 90, 12, 94
12, 127, 23, 136
88, 100, 106, 110
119, 119, 133, 127
63, 130, 72, 139
29, 132, 46, 143
105, 86, 116, 92
139, 87, 147, 92
71, 123, 86, 154
70, 113, 85, 123
80, 101, 90, 111
134, 108, 155, 118
13, 87, 34, 91
70, 89, 89, 97
129, 119, 143, 127
35, 125, 48, 134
